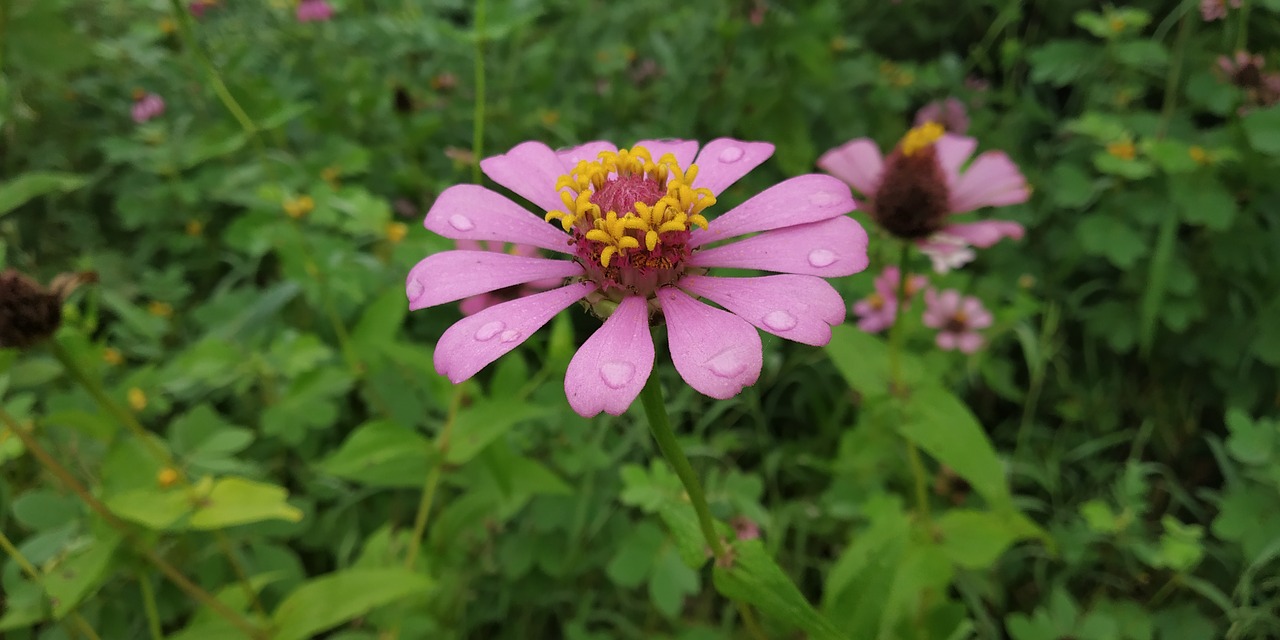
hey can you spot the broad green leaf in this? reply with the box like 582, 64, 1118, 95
12, 489, 81, 530
714, 539, 845, 640
0, 172, 89, 217
650, 545, 700, 619
1170, 175, 1237, 230
824, 325, 928, 398
271, 568, 432, 640
606, 521, 666, 588
936, 509, 1045, 569
351, 288, 409, 352
43, 533, 122, 619
1242, 105, 1280, 155
446, 399, 548, 464
1028, 40, 1097, 86
900, 385, 1012, 510
189, 477, 303, 529
1076, 214, 1145, 268
318, 420, 433, 488
106, 486, 193, 530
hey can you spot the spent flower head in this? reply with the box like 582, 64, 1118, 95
408, 139, 868, 416
922, 289, 992, 353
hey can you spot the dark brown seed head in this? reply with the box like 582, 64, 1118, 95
0, 270, 64, 349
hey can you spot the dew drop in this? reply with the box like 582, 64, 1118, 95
448, 214, 475, 231
704, 347, 751, 378
499, 329, 522, 343
762, 310, 798, 331
406, 279, 425, 300
808, 191, 835, 206
807, 249, 836, 268
599, 361, 636, 389
717, 146, 744, 163
474, 320, 505, 341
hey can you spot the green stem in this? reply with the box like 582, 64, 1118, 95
139, 573, 164, 640
1157, 8, 1195, 138
0, 528, 102, 640
471, 0, 487, 184
403, 386, 464, 570
166, 0, 257, 136
1236, 0, 1251, 52
886, 242, 932, 526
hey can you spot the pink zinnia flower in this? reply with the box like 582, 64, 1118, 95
818, 123, 1029, 273
189, 0, 218, 18
408, 139, 867, 417
456, 241, 561, 316
852, 265, 928, 333
914, 98, 969, 134
296, 0, 334, 22
922, 289, 992, 353
131, 92, 165, 123
1200, 0, 1242, 21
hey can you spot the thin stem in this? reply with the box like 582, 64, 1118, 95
1236, 0, 1251, 52
139, 574, 164, 640
0, 528, 102, 640
471, 0, 487, 184
403, 386, 465, 570
0, 409, 265, 639
166, 0, 257, 135
1157, 8, 1194, 138
886, 242, 932, 526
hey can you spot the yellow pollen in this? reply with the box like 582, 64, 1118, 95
148, 301, 173, 318
868, 292, 885, 310
900, 122, 944, 157
284, 195, 315, 219
953, 311, 969, 325
1188, 145, 1210, 165
1106, 140, 1136, 161
544, 145, 714, 268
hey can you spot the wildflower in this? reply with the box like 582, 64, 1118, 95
131, 91, 165, 124
914, 98, 969, 135
157, 467, 180, 488
128, 388, 148, 411
186, 220, 204, 236
922, 289, 992, 353
1200, 0, 1242, 22
731, 516, 761, 541
296, 0, 334, 22
408, 139, 866, 416
1106, 140, 1137, 160
852, 265, 928, 333
455, 241, 563, 317
159, 18, 177, 34
818, 123, 1028, 273
283, 195, 314, 219
189, 0, 218, 18
148, 301, 173, 318
1218, 51, 1265, 88
104, 348, 124, 366
386, 222, 409, 245
321, 166, 341, 186
1188, 146, 1211, 165
0, 270, 64, 349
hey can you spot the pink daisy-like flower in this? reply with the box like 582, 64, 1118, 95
1200, 0, 1242, 21
852, 265, 928, 333
914, 98, 969, 135
456, 240, 561, 316
818, 123, 1029, 273
131, 92, 165, 124
296, 0, 334, 22
921, 289, 992, 353
408, 139, 867, 417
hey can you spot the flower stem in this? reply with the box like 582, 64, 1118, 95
139, 573, 164, 640
0, 528, 102, 640
166, 0, 257, 136
403, 386, 465, 571
886, 242, 932, 526
471, 0, 487, 184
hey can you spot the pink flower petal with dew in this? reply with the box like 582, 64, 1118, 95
556, 141, 617, 169
957, 332, 985, 353
679, 274, 846, 346
949, 151, 1030, 213
940, 220, 1024, 248
425, 185, 572, 253
434, 282, 597, 383
406, 250, 582, 310
816, 139, 884, 197
658, 288, 762, 399
564, 296, 655, 417
479, 141, 570, 213
690, 138, 775, 196
635, 139, 699, 169
689, 216, 869, 278
690, 175, 855, 247
459, 293, 501, 317
934, 134, 977, 189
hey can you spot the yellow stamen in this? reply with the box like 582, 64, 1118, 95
900, 122, 944, 157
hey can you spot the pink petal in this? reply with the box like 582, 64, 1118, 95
459, 293, 501, 316
425, 185, 572, 254
934, 134, 977, 190
957, 332, 985, 353
479, 141, 569, 213
936, 331, 959, 351
940, 220, 1025, 248
556, 141, 617, 169
564, 296, 655, 417
657, 288, 762, 399
816, 139, 884, 197
857, 312, 894, 333
949, 151, 1030, 213
689, 216, 869, 278
690, 175, 855, 247
690, 138, 775, 196
406, 250, 582, 310
678, 274, 846, 346
634, 139, 700, 169
433, 282, 596, 383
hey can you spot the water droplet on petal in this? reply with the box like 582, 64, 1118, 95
808, 191, 835, 206
499, 329, 522, 343
807, 249, 836, 268
449, 214, 475, 231
406, 279, 425, 300
717, 146, 744, 163
704, 346, 751, 378
475, 321, 505, 341
762, 310, 798, 331
599, 361, 636, 389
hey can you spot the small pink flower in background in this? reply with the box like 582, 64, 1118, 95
456, 241, 561, 316
131, 92, 165, 123
852, 265, 928, 333
189, 0, 218, 18
1217, 51, 1265, 87
296, 0, 334, 22
914, 98, 969, 135
731, 516, 760, 541
408, 139, 867, 417
818, 122, 1029, 273
1200, 0, 1242, 21
922, 289, 992, 353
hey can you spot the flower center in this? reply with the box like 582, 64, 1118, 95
868, 292, 885, 310
545, 146, 717, 305
899, 122, 944, 157
871, 123, 951, 240
945, 311, 968, 333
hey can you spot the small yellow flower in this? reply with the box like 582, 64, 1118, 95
1109, 17, 1126, 33
283, 195, 315, 219
830, 36, 850, 53
160, 17, 176, 34
539, 110, 560, 126
386, 222, 408, 245
1106, 140, 1136, 161
1018, 274, 1036, 289
157, 467, 181, 488
148, 301, 173, 318
1189, 145, 1211, 165
321, 166, 341, 185
185, 220, 204, 237
104, 348, 124, 366
128, 388, 147, 411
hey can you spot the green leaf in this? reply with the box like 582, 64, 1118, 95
1242, 105, 1280, 155
189, 477, 303, 529
12, 489, 81, 530
0, 172, 89, 217
606, 521, 666, 588
650, 545, 700, 619
1225, 409, 1275, 465
1111, 41, 1167, 70
900, 385, 1012, 510
824, 324, 928, 398
1170, 175, 1237, 230
1028, 40, 1098, 86
351, 288, 408, 352
1255, 297, 1280, 366
935, 509, 1044, 569
714, 539, 844, 640
445, 399, 548, 464
1076, 214, 1146, 269
43, 533, 122, 619
271, 568, 432, 640
318, 420, 434, 488
106, 486, 194, 530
